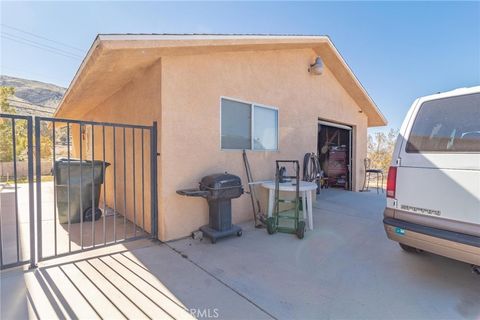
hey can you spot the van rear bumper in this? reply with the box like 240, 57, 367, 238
383, 216, 480, 265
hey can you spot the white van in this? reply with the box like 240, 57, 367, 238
383, 86, 480, 269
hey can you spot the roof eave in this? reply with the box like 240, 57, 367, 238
321, 40, 387, 127
55, 34, 387, 127
54, 35, 102, 118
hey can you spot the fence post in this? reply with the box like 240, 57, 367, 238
150, 122, 158, 239
34, 117, 42, 261
27, 117, 37, 268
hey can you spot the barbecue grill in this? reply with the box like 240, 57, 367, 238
177, 173, 243, 243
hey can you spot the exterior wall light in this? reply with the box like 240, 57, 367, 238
309, 57, 323, 75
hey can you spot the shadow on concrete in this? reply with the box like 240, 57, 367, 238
1, 240, 196, 320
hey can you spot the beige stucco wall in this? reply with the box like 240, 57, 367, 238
160, 48, 368, 241
69, 47, 369, 242
71, 61, 162, 236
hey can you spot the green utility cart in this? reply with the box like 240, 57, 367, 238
266, 160, 306, 239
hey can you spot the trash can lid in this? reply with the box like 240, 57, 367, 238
55, 158, 110, 167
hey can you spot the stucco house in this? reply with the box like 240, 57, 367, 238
55, 34, 387, 241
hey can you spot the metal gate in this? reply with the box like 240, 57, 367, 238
0, 113, 35, 269
0, 114, 158, 269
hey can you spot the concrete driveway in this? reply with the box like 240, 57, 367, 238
1, 189, 479, 319
168, 189, 480, 319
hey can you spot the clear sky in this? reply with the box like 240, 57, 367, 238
1, 1, 479, 133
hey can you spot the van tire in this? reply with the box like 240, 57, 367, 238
399, 243, 423, 253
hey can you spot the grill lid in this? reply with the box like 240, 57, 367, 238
199, 173, 242, 190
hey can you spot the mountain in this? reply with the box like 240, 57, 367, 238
0, 75, 66, 116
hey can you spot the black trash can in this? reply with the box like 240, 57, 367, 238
177, 173, 244, 243
54, 158, 110, 224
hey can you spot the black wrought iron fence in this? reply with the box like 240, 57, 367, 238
0, 113, 35, 269
0, 113, 158, 269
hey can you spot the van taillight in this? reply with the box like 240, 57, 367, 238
386, 166, 397, 198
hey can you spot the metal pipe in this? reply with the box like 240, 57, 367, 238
12, 118, 20, 262
141, 129, 145, 232
35, 116, 43, 261
52, 121, 57, 256
34, 116, 151, 130
150, 122, 158, 239
0, 113, 31, 120
132, 128, 136, 237
27, 117, 35, 268
91, 124, 95, 247
113, 126, 117, 243
79, 124, 83, 249
102, 125, 106, 245
123, 127, 127, 240
67, 123, 71, 253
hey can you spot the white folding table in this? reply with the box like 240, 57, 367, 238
261, 181, 317, 230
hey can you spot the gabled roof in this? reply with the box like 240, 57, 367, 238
56, 34, 387, 126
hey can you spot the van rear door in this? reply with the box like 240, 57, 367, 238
395, 91, 480, 234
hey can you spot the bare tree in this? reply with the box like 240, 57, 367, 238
367, 128, 399, 174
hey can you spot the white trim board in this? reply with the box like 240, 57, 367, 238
318, 120, 352, 131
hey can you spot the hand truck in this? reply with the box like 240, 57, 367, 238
266, 160, 306, 239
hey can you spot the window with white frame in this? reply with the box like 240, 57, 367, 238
221, 97, 278, 150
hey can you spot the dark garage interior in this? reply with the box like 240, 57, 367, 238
317, 121, 352, 190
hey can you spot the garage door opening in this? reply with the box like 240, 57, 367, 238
317, 120, 352, 191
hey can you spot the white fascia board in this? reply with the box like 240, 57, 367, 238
97, 34, 329, 42
54, 36, 102, 116
324, 40, 388, 126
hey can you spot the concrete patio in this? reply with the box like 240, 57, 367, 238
1, 189, 479, 319
0, 181, 146, 266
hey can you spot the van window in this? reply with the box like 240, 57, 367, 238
406, 93, 480, 153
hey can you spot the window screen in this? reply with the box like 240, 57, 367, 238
254, 106, 278, 150
221, 99, 251, 149
406, 93, 480, 153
